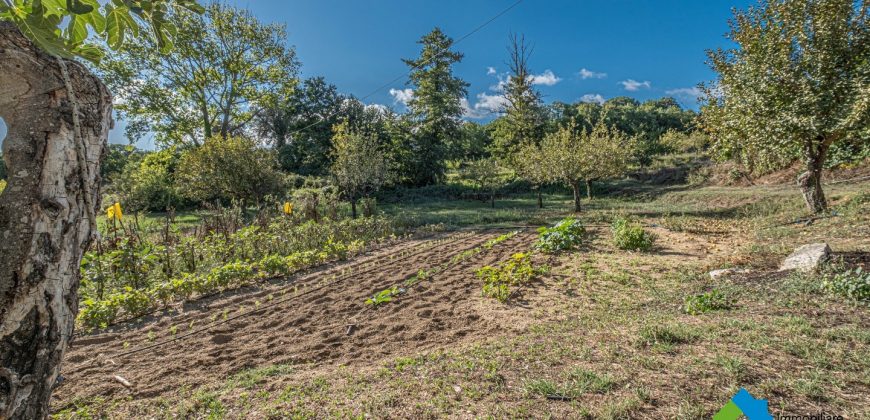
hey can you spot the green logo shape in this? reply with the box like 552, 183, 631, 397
714, 401, 743, 420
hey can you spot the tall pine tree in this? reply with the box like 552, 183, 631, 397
402, 27, 469, 186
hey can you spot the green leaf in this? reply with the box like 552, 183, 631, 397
66, 0, 94, 15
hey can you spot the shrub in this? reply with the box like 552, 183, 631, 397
0, 179, 6, 195
684, 289, 733, 314
114, 148, 185, 211
611, 217, 655, 251
536, 218, 585, 253
477, 253, 543, 303
823, 267, 870, 304
176, 136, 285, 204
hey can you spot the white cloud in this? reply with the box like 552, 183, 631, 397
527, 69, 561, 86
474, 92, 509, 113
462, 92, 509, 119
388, 88, 414, 105
665, 87, 702, 99
487, 66, 497, 75
620, 79, 651, 91
578, 68, 607, 79
579, 94, 606, 105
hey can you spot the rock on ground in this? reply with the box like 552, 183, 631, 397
779, 243, 831, 273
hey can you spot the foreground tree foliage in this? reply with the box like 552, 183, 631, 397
98, 2, 299, 146
329, 122, 391, 218
702, 0, 869, 213
0, 1, 202, 417
176, 136, 285, 206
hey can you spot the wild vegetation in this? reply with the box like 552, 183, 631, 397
0, 0, 868, 419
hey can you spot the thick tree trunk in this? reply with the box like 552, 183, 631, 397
571, 181, 582, 212
536, 188, 543, 209
797, 139, 829, 214
0, 23, 111, 419
585, 179, 593, 200
350, 198, 357, 219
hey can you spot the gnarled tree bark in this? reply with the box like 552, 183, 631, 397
797, 137, 831, 214
0, 22, 111, 419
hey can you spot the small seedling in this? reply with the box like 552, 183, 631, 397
366, 286, 402, 306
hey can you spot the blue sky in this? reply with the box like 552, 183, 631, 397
0, 1, 754, 148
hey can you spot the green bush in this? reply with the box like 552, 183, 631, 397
0, 179, 6, 195
823, 267, 870, 304
536, 218, 585, 253
684, 289, 733, 315
176, 136, 286, 205
114, 148, 186, 211
611, 217, 655, 251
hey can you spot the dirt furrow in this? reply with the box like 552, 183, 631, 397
54, 229, 533, 407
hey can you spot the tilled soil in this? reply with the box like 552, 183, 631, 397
53, 228, 537, 409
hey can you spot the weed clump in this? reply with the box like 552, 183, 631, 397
684, 289, 733, 315
536, 218, 585, 253
823, 266, 870, 304
611, 217, 655, 251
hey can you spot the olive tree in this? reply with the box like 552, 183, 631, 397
462, 158, 504, 208
541, 122, 636, 211
0, 1, 202, 417
701, 0, 869, 213
329, 122, 390, 218
515, 142, 552, 208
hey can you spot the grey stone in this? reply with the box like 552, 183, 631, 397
779, 243, 831, 273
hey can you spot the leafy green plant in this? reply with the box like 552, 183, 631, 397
684, 289, 733, 315
366, 286, 402, 307
535, 218, 585, 253
477, 253, 544, 303
611, 217, 655, 251
823, 267, 870, 304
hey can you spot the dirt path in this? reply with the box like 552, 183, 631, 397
54, 228, 537, 408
